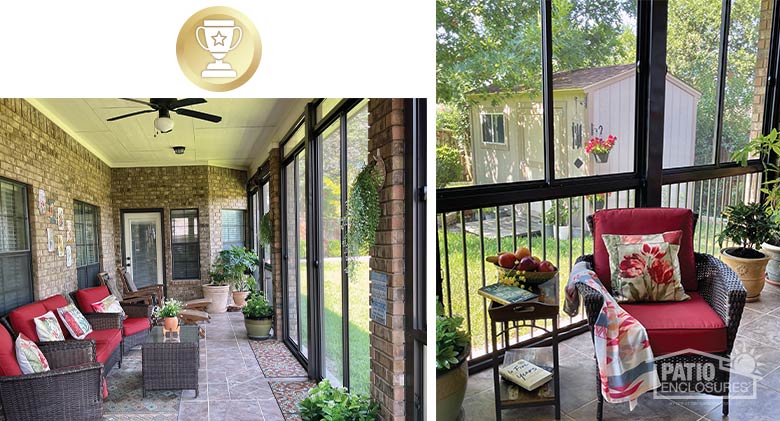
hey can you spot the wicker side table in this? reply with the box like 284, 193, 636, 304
142, 326, 200, 397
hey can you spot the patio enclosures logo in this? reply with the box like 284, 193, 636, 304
176, 6, 262, 91
653, 349, 759, 400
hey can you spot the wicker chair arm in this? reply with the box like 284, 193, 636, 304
37, 339, 96, 369
83, 312, 123, 330
573, 254, 605, 330
122, 303, 154, 320
695, 252, 746, 353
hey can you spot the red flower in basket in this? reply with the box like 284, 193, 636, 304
585, 134, 617, 154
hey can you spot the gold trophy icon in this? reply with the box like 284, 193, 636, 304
196, 20, 243, 78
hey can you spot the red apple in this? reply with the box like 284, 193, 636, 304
497, 253, 517, 269
518, 256, 539, 271
538, 260, 556, 272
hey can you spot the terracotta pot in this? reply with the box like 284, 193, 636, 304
245, 316, 273, 339
202, 284, 230, 313
761, 242, 780, 286
232, 291, 250, 307
436, 344, 469, 421
720, 248, 770, 302
163, 316, 179, 331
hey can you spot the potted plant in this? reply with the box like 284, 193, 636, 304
206, 246, 260, 313
436, 302, 470, 421
718, 202, 774, 302
345, 161, 383, 277
298, 379, 379, 420
543, 200, 580, 240
232, 273, 254, 307
731, 128, 780, 285
585, 134, 616, 163
242, 291, 273, 339
154, 298, 183, 331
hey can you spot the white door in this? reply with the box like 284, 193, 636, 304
123, 212, 163, 288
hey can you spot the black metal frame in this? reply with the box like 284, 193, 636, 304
0, 177, 33, 313
119, 208, 166, 295
169, 208, 200, 280
73, 199, 102, 289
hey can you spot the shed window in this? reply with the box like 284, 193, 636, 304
481, 113, 505, 144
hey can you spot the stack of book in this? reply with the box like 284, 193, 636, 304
500, 359, 553, 392
477, 283, 538, 305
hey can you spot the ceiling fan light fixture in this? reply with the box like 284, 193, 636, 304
154, 115, 174, 133
172, 146, 186, 155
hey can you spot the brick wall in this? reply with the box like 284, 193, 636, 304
0, 99, 116, 299
207, 166, 249, 260
750, 0, 774, 140
268, 148, 284, 338
367, 99, 407, 420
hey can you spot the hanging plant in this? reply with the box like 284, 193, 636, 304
345, 160, 384, 276
259, 212, 273, 247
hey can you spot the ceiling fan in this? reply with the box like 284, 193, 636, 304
106, 98, 222, 133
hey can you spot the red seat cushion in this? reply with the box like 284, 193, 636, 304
74, 286, 111, 314
123, 317, 150, 337
593, 208, 697, 291
0, 327, 22, 376
8, 302, 48, 342
40, 295, 72, 339
621, 292, 726, 355
85, 329, 122, 364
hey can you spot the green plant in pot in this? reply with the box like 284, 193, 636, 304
718, 202, 774, 302
232, 273, 255, 308
242, 291, 273, 339
732, 128, 780, 285
543, 200, 580, 240
206, 246, 260, 313
436, 301, 470, 421
298, 379, 379, 421
154, 298, 183, 331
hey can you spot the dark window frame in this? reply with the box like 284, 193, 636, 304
170, 208, 200, 280
480, 112, 506, 145
74, 200, 101, 289
0, 177, 33, 315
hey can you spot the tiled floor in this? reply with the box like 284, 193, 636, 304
104, 311, 303, 420
464, 283, 780, 421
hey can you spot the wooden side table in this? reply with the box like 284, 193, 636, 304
488, 275, 561, 420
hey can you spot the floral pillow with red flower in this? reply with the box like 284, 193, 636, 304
602, 230, 690, 303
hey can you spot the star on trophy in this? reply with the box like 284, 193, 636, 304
196, 20, 243, 78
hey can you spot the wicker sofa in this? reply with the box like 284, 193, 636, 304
72, 286, 153, 353
0, 326, 103, 420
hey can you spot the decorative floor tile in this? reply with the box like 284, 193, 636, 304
250, 340, 308, 377
269, 380, 317, 420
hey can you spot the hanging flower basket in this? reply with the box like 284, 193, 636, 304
586, 134, 617, 164
594, 152, 610, 163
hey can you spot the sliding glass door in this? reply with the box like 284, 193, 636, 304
284, 147, 309, 361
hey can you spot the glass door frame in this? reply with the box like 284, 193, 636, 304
120, 208, 166, 294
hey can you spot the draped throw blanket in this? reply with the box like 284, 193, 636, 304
564, 262, 659, 410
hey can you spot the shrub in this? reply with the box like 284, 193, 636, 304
242, 292, 273, 319
718, 202, 775, 255
299, 379, 379, 421
436, 301, 470, 371
436, 146, 464, 188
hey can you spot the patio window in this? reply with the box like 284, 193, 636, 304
0, 178, 32, 315
221, 209, 245, 250
171, 209, 199, 280
480, 113, 505, 145
74, 200, 101, 289
283, 147, 308, 360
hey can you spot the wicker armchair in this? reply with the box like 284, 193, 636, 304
117, 268, 164, 305
72, 286, 154, 354
0, 336, 103, 420
576, 209, 745, 419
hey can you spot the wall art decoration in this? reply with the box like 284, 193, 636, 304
65, 220, 73, 242
57, 208, 65, 230
56, 235, 64, 257
65, 245, 73, 267
46, 228, 54, 252
37, 189, 46, 215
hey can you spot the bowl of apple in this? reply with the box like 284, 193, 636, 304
486, 247, 558, 287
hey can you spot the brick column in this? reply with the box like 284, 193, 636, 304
268, 147, 284, 338
368, 99, 407, 420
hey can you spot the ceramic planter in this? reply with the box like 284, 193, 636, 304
232, 291, 250, 307
163, 316, 179, 331
761, 242, 780, 286
720, 248, 770, 302
202, 284, 230, 313
593, 152, 610, 163
436, 344, 469, 421
245, 316, 273, 339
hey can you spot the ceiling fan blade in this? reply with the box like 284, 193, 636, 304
169, 98, 207, 109
174, 108, 222, 123
119, 98, 158, 109
107, 109, 156, 121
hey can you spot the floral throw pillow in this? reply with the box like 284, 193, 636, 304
92, 295, 127, 319
15, 333, 50, 374
57, 304, 93, 340
34, 311, 65, 342
602, 231, 690, 303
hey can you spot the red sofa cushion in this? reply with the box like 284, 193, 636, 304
0, 327, 22, 376
593, 208, 697, 291
74, 286, 110, 314
621, 292, 726, 355
85, 329, 122, 364
40, 295, 72, 339
123, 317, 150, 337
8, 302, 48, 342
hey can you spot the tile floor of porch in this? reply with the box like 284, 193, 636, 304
464, 283, 780, 421
104, 311, 305, 421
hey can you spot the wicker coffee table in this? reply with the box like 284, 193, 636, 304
142, 326, 200, 397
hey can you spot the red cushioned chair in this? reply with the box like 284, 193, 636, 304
575, 208, 746, 419
72, 285, 153, 353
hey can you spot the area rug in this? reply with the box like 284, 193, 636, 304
269, 380, 317, 421
102, 351, 181, 419
249, 340, 308, 377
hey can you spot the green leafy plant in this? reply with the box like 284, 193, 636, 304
154, 299, 183, 318
732, 128, 780, 243
436, 301, 470, 371
233, 273, 255, 292
242, 291, 273, 319
436, 145, 464, 188
544, 200, 580, 225
259, 212, 273, 247
209, 246, 260, 286
718, 202, 776, 257
345, 163, 383, 276
298, 379, 379, 421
